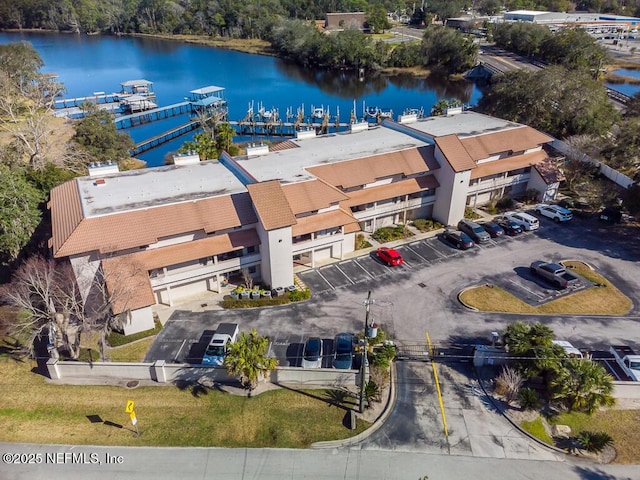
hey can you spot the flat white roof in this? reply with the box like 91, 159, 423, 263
505, 10, 549, 16
235, 126, 430, 183
190, 86, 225, 95
121, 79, 153, 86
404, 111, 522, 138
77, 160, 247, 217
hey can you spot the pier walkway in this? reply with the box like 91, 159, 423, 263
116, 101, 192, 129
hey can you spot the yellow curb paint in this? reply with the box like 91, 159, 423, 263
426, 331, 448, 438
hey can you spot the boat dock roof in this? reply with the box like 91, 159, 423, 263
190, 86, 225, 96
121, 79, 154, 86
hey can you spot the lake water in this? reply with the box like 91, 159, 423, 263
0, 31, 482, 167
606, 68, 640, 97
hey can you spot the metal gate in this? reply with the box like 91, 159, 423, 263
394, 343, 431, 361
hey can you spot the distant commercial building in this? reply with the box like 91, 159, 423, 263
325, 12, 367, 31
503, 10, 640, 33
49, 111, 561, 334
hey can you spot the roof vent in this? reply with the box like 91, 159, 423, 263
94, 178, 106, 187
88, 161, 119, 177
173, 151, 201, 166
296, 129, 316, 140
350, 121, 369, 133
246, 144, 270, 157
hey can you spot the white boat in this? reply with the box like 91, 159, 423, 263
312, 106, 325, 119
258, 102, 276, 121
365, 106, 380, 118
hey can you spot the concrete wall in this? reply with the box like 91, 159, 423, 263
613, 381, 640, 401
46, 359, 357, 388
256, 223, 294, 289
123, 307, 155, 335
432, 148, 471, 226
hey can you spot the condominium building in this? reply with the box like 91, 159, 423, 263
49, 111, 560, 334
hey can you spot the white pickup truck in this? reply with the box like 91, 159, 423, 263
202, 323, 239, 366
610, 345, 640, 381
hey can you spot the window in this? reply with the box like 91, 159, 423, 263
246, 246, 256, 254
248, 266, 257, 274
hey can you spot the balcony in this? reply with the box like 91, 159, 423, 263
149, 253, 261, 288
467, 173, 530, 194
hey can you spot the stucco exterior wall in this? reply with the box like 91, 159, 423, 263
432, 148, 471, 226
257, 223, 294, 289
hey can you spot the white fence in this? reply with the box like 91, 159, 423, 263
46, 359, 359, 388
550, 139, 635, 189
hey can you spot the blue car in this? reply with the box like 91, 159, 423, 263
333, 333, 355, 369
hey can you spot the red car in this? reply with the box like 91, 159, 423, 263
376, 247, 403, 266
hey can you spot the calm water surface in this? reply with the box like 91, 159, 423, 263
0, 32, 482, 166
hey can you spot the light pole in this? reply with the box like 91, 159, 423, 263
360, 290, 373, 413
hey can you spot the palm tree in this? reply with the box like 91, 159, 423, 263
550, 359, 616, 414
224, 329, 278, 396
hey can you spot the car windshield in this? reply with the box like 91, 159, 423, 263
205, 345, 225, 356
629, 361, 640, 369
336, 337, 352, 354
304, 339, 321, 360
472, 226, 485, 234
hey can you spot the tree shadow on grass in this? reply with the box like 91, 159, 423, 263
275, 383, 357, 411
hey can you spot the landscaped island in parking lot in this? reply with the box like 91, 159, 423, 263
459, 261, 632, 315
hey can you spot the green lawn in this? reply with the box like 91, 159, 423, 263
551, 410, 640, 464
459, 261, 632, 315
520, 417, 553, 445
0, 341, 369, 447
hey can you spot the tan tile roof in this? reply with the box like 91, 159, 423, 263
434, 135, 476, 172
51, 183, 257, 257
344, 222, 362, 234
470, 150, 549, 180
101, 256, 156, 314
306, 146, 438, 189
460, 126, 553, 161
341, 175, 439, 208
247, 180, 297, 231
281, 180, 349, 214
101, 229, 260, 314
269, 140, 299, 152
292, 209, 359, 237
48, 181, 84, 254
534, 158, 565, 184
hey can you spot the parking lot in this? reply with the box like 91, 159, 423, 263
297, 233, 514, 294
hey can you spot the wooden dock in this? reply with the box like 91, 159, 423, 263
131, 120, 200, 156
115, 101, 193, 129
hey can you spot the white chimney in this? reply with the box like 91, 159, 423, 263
246, 144, 269, 157
173, 151, 201, 166
87, 161, 119, 177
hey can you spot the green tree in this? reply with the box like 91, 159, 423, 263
367, 4, 391, 33
502, 321, 563, 377
430, 98, 462, 116
478, 66, 618, 138
539, 28, 608, 71
224, 329, 278, 395
179, 132, 218, 161
550, 359, 615, 414
73, 104, 134, 163
0, 164, 44, 262
421, 26, 477, 73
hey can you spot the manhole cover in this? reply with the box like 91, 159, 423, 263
125, 380, 140, 389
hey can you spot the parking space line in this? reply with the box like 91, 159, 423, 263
353, 259, 376, 279
604, 359, 623, 380
315, 268, 335, 290
335, 263, 355, 284
508, 278, 544, 298
406, 244, 428, 263
425, 241, 447, 258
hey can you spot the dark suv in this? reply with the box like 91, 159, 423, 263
457, 219, 491, 244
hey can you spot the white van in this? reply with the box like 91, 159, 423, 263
505, 211, 539, 231
553, 340, 583, 359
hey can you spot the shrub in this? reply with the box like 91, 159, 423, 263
370, 344, 396, 368
287, 288, 311, 302
496, 196, 514, 210
364, 380, 381, 404
221, 296, 291, 309
108, 320, 162, 347
412, 218, 444, 232
518, 387, 539, 411
355, 233, 372, 250
520, 188, 540, 204
576, 431, 614, 453
372, 225, 413, 242
495, 366, 524, 404
464, 207, 481, 219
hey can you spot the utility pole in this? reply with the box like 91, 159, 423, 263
360, 290, 373, 414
